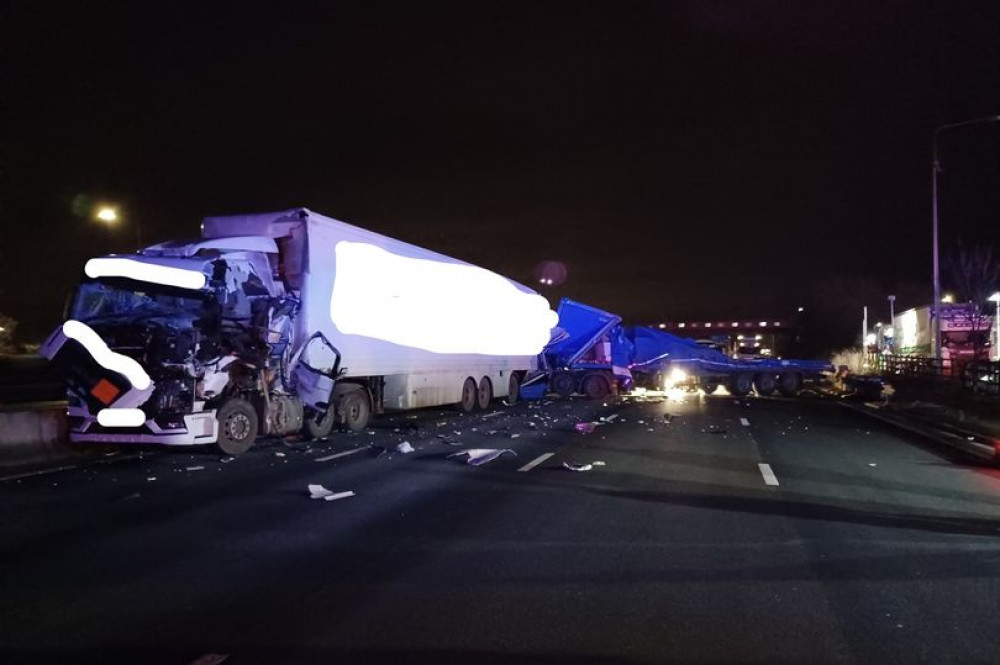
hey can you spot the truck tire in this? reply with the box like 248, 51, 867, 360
702, 382, 719, 395
507, 373, 521, 404
778, 372, 802, 397
477, 376, 493, 410
339, 390, 371, 432
583, 373, 610, 400
303, 407, 336, 440
459, 377, 477, 412
754, 373, 777, 396
217, 398, 259, 456
729, 373, 753, 397
552, 371, 575, 398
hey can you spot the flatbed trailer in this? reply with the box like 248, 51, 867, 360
524, 299, 831, 399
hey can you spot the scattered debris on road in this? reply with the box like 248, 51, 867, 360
448, 448, 517, 466
185, 466, 205, 471
308, 484, 356, 501
563, 462, 594, 472
396, 441, 414, 454
575, 422, 598, 434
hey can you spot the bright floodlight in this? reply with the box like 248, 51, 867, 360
96, 207, 118, 223
989, 292, 1000, 303
941, 293, 954, 303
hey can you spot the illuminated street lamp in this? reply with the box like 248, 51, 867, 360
931, 114, 1000, 360
93, 203, 142, 249
95, 207, 118, 223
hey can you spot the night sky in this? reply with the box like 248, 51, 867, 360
4, 2, 1000, 349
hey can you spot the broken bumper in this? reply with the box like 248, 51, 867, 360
68, 406, 219, 445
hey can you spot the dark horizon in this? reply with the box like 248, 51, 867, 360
4, 2, 1000, 349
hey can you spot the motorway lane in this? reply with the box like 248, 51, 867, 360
2, 394, 1000, 663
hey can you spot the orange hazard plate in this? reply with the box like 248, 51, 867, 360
90, 378, 120, 405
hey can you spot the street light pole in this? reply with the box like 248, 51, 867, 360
931, 114, 1000, 361
887, 295, 896, 352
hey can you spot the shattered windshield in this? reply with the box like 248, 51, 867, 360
69, 278, 212, 323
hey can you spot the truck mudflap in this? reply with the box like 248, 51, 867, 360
41, 320, 155, 424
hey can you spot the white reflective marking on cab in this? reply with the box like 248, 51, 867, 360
97, 408, 146, 427
85, 257, 207, 290
62, 320, 152, 390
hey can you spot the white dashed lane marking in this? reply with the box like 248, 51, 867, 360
758, 463, 779, 486
315, 448, 367, 463
518, 452, 555, 472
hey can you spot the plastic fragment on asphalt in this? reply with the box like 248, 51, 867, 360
868, 463, 877, 468
308, 484, 356, 501
147, 477, 156, 481
447, 448, 516, 466
396, 441, 414, 454
592, 461, 606, 466
601, 414, 620, 423
563, 462, 593, 472
274, 452, 286, 457
509, 433, 521, 438
575, 422, 597, 434
481, 411, 504, 419
185, 466, 205, 471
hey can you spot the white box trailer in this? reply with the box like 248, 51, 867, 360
42, 207, 557, 454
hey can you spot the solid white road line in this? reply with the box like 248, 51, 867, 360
740, 417, 750, 427
758, 463, 779, 486
518, 452, 555, 472
315, 448, 366, 463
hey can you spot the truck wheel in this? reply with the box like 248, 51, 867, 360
339, 390, 371, 432
304, 407, 336, 440
552, 371, 575, 398
729, 373, 753, 397
583, 373, 610, 400
507, 373, 521, 404
477, 377, 493, 410
702, 383, 719, 395
459, 377, 477, 412
754, 373, 777, 396
778, 372, 802, 397
217, 398, 258, 456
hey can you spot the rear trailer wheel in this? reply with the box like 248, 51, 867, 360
778, 372, 802, 397
507, 373, 521, 404
304, 407, 336, 440
552, 371, 575, 398
729, 373, 753, 397
583, 373, 610, 400
459, 377, 477, 412
216, 398, 259, 456
702, 382, 719, 395
477, 377, 493, 410
754, 373, 777, 396
339, 390, 371, 432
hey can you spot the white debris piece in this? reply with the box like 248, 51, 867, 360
185, 466, 205, 471
481, 411, 504, 419
308, 484, 356, 501
274, 452, 286, 457
592, 461, 606, 466
147, 477, 156, 481
448, 448, 516, 466
509, 433, 521, 439
396, 441, 414, 454
868, 463, 877, 468
563, 462, 593, 472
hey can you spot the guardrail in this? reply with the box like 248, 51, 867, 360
869, 353, 1000, 399
0, 355, 65, 404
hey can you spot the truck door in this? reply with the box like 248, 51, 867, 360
293, 333, 341, 410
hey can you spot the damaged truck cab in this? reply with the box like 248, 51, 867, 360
44, 236, 345, 454
43, 208, 555, 455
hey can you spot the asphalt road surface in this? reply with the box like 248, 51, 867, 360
3, 392, 1000, 664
